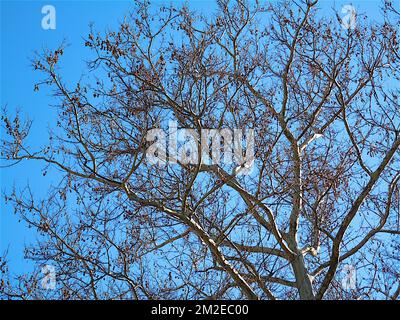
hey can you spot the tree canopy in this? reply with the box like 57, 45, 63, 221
1, 0, 400, 300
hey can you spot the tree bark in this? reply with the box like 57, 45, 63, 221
291, 253, 315, 300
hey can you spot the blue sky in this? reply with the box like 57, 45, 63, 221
0, 0, 394, 279
0, 0, 135, 276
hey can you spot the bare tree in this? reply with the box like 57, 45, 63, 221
1, 0, 399, 300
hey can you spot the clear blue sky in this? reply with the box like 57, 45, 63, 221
0, 0, 391, 278
0, 0, 136, 276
